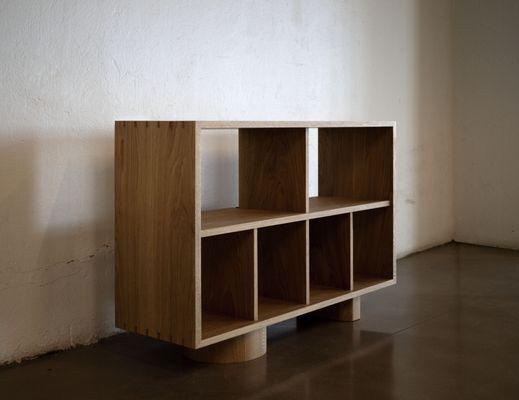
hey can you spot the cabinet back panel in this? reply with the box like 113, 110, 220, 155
319, 127, 393, 200
239, 128, 308, 212
258, 222, 309, 304
202, 231, 257, 320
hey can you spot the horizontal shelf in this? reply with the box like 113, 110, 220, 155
202, 208, 300, 237
196, 121, 395, 129
309, 197, 389, 217
310, 276, 390, 303
201, 197, 390, 237
258, 297, 305, 321
200, 276, 394, 346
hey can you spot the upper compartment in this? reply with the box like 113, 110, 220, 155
200, 123, 394, 237
239, 127, 308, 213
317, 126, 393, 201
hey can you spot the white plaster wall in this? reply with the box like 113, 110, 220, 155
0, 0, 454, 364
453, 0, 519, 249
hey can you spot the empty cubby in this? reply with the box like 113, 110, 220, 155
353, 207, 394, 287
317, 126, 393, 201
201, 230, 257, 328
309, 214, 352, 302
257, 221, 308, 315
239, 128, 308, 213
200, 128, 239, 211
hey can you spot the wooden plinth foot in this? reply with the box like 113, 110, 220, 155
316, 297, 361, 321
184, 328, 266, 364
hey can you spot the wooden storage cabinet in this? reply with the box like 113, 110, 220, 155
115, 121, 396, 363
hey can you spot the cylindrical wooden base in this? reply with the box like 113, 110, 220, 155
184, 328, 267, 364
305, 297, 361, 322
319, 297, 361, 321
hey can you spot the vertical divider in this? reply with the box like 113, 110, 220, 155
253, 228, 259, 321
349, 213, 354, 290
305, 220, 310, 305
304, 128, 310, 213
304, 128, 310, 304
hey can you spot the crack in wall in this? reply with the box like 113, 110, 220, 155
0, 243, 114, 292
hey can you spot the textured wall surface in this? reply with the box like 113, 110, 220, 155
0, 0, 454, 364
454, 0, 519, 249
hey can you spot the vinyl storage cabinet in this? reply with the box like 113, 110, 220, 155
115, 121, 396, 363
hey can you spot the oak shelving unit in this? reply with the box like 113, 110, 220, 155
115, 121, 395, 363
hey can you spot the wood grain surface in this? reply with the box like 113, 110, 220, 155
201, 197, 389, 237
310, 214, 352, 290
115, 120, 396, 354
353, 207, 394, 280
185, 328, 266, 363
202, 230, 257, 320
258, 222, 309, 304
319, 127, 393, 200
313, 297, 361, 321
195, 121, 395, 129
201, 278, 393, 346
115, 121, 199, 347
239, 128, 308, 212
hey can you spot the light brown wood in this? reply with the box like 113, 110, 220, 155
309, 277, 384, 303
201, 197, 389, 237
258, 222, 309, 304
201, 277, 392, 346
185, 328, 266, 364
353, 208, 394, 281
202, 230, 257, 320
319, 127, 393, 200
115, 121, 200, 348
115, 120, 396, 358
310, 214, 353, 291
202, 208, 300, 236
318, 126, 395, 284
309, 197, 389, 214
239, 128, 308, 213
195, 121, 395, 129
315, 297, 361, 322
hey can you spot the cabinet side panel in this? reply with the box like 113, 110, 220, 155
239, 128, 308, 212
115, 121, 197, 347
319, 127, 393, 200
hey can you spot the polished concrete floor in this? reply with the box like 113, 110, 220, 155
2, 243, 519, 399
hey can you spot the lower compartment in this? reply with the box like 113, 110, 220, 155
310, 213, 352, 292
353, 207, 394, 284
201, 230, 257, 327
201, 278, 394, 344
257, 221, 308, 305
200, 208, 394, 345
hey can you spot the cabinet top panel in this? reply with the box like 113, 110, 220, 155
116, 121, 396, 129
